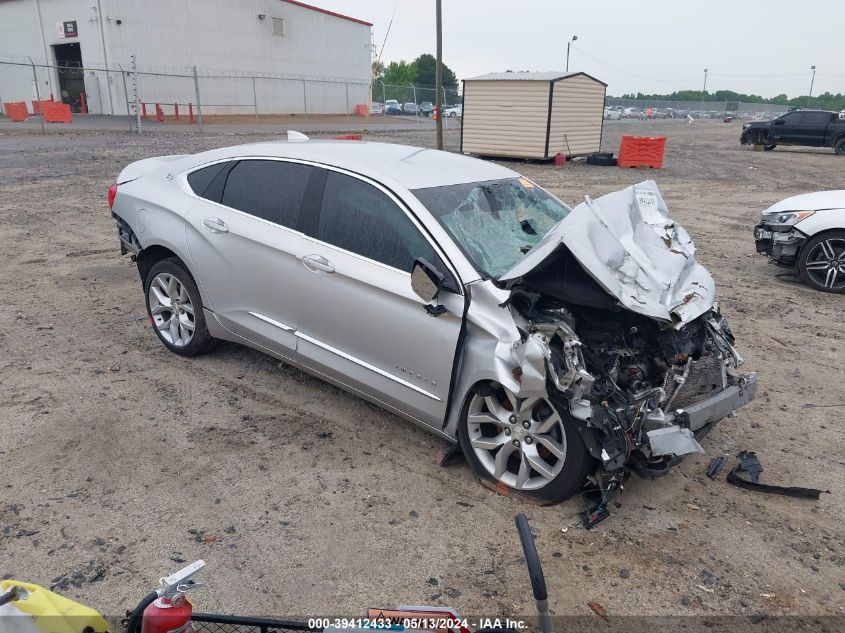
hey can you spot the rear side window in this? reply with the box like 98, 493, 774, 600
803, 111, 834, 126
187, 162, 228, 199
221, 160, 313, 229
317, 171, 439, 275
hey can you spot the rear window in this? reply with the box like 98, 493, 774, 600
220, 160, 313, 230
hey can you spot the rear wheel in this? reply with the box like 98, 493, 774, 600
144, 258, 217, 356
798, 230, 845, 293
458, 382, 592, 502
834, 138, 845, 155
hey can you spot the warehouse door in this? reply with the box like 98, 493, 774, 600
53, 43, 85, 112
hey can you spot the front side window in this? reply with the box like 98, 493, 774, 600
316, 171, 441, 275
412, 178, 571, 278
221, 160, 313, 229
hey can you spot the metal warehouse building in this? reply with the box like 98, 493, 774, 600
461, 71, 607, 159
0, 0, 372, 115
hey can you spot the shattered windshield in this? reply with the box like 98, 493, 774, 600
412, 178, 571, 277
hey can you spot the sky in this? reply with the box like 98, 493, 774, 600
316, 0, 845, 98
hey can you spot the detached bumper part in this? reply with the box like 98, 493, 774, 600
726, 451, 830, 500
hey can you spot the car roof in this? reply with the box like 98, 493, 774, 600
182, 140, 520, 190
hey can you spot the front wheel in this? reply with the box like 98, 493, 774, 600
798, 230, 845, 293
458, 383, 592, 502
144, 258, 217, 356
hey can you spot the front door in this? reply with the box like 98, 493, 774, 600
295, 168, 464, 427
770, 111, 803, 144
184, 159, 319, 360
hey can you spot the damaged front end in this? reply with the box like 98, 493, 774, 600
500, 181, 757, 495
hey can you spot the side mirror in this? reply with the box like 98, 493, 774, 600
411, 258, 445, 304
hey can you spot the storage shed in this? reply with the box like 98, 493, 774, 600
460, 71, 607, 160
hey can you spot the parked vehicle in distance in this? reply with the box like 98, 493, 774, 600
754, 190, 845, 293
621, 107, 639, 118
443, 104, 462, 118
418, 101, 434, 117
384, 100, 402, 115
603, 107, 622, 120
402, 102, 418, 115
370, 102, 384, 115
109, 138, 756, 501
741, 110, 845, 153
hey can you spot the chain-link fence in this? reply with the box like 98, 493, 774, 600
0, 56, 461, 133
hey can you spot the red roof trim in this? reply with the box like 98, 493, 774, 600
281, 0, 373, 26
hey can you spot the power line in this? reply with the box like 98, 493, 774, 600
376, 0, 401, 65
569, 45, 701, 83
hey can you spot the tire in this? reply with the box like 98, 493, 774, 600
458, 382, 593, 503
797, 230, 845, 293
763, 144, 777, 151
144, 257, 217, 356
834, 138, 845, 155
586, 154, 617, 166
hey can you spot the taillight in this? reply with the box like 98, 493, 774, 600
108, 183, 117, 209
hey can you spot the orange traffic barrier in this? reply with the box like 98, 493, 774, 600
31, 99, 55, 115
617, 135, 667, 169
334, 133, 363, 140
42, 102, 72, 123
354, 103, 368, 116
155, 103, 164, 122
4, 101, 29, 122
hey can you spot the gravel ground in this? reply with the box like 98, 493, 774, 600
0, 120, 843, 622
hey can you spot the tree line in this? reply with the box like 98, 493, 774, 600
614, 89, 845, 111
372, 54, 461, 104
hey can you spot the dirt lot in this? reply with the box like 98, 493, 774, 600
1, 120, 843, 622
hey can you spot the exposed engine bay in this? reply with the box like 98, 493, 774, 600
496, 181, 757, 498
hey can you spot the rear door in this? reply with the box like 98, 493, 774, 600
797, 111, 835, 146
294, 168, 465, 428
184, 158, 320, 360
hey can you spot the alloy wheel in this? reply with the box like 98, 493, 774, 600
803, 237, 845, 291
466, 386, 567, 491
148, 272, 196, 347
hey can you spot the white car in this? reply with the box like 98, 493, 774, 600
443, 104, 462, 118
603, 107, 622, 121
754, 190, 845, 293
108, 138, 755, 501
370, 102, 384, 114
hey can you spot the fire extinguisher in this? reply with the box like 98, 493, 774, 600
432, 105, 440, 122
128, 561, 205, 633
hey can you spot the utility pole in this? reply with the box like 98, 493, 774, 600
808, 65, 816, 107
566, 35, 577, 72
435, 0, 443, 150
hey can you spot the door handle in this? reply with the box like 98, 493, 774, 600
301, 254, 335, 274
203, 217, 229, 233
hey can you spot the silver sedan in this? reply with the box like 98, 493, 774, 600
110, 136, 756, 502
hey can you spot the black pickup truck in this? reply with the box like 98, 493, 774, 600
740, 110, 845, 154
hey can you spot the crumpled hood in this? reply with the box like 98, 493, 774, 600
762, 190, 845, 215
500, 180, 716, 327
